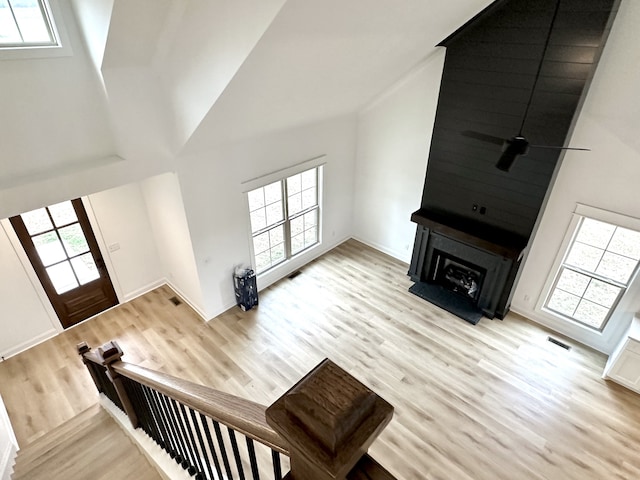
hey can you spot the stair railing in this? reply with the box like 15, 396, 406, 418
78, 340, 396, 480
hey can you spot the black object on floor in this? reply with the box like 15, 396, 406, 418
409, 282, 483, 325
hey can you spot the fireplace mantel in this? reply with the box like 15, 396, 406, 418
410, 208, 528, 261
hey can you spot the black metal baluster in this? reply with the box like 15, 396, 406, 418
158, 392, 188, 467
190, 409, 216, 480
200, 414, 225, 480
179, 403, 205, 480
131, 382, 154, 439
246, 437, 260, 480
153, 389, 182, 460
141, 385, 167, 451
213, 420, 235, 479
271, 450, 282, 480
170, 398, 198, 475
94, 363, 123, 410
127, 380, 153, 439
228, 428, 246, 480
89, 363, 105, 393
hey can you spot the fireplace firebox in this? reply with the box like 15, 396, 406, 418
430, 251, 486, 303
408, 209, 527, 323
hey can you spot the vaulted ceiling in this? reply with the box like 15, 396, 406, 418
73, 0, 495, 156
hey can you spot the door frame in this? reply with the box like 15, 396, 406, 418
1, 197, 122, 332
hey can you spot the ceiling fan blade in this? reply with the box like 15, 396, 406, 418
496, 149, 518, 172
461, 130, 505, 146
529, 145, 591, 151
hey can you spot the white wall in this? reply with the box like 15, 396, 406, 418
511, 0, 640, 354
0, 223, 58, 358
87, 183, 164, 301
353, 51, 445, 262
177, 114, 358, 319
153, 0, 286, 149
348, 0, 640, 354
0, 180, 170, 357
69, 0, 114, 73
0, 395, 18, 480
0, 0, 115, 193
140, 173, 206, 318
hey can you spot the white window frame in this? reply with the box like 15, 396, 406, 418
0, 0, 71, 60
243, 157, 325, 275
538, 204, 640, 332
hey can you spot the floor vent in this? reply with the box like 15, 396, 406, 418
547, 336, 571, 350
169, 296, 182, 306
288, 270, 302, 280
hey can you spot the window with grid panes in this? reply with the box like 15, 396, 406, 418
544, 217, 640, 331
247, 167, 320, 273
0, 0, 57, 48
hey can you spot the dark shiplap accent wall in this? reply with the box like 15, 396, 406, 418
420, 0, 619, 240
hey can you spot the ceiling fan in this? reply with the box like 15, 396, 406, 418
461, 0, 590, 172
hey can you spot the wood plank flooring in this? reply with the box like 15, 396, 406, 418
1, 239, 640, 479
11, 404, 161, 480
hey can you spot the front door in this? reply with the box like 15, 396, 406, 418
10, 199, 118, 329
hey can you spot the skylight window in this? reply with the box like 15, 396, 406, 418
0, 0, 57, 48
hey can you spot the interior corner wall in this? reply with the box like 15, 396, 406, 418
0, 179, 179, 357
0, 223, 58, 358
176, 114, 358, 320
0, 394, 18, 480
511, 0, 640, 354
0, 0, 115, 193
352, 50, 446, 263
140, 172, 206, 318
86, 182, 164, 301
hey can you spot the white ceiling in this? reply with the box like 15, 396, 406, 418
97, 0, 491, 154
182, 0, 493, 153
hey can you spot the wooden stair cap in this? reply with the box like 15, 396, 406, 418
266, 359, 393, 480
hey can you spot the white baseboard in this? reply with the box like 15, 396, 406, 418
350, 236, 411, 265
122, 279, 166, 303
99, 395, 191, 480
0, 280, 207, 360
0, 328, 58, 360
164, 280, 209, 322
0, 395, 18, 480
257, 235, 352, 290
206, 237, 353, 322
205, 300, 241, 323
0, 442, 16, 480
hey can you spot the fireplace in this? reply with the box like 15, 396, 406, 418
408, 208, 527, 323
430, 251, 485, 303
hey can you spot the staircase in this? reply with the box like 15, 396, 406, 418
11, 404, 161, 480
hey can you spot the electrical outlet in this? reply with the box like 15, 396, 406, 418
524, 294, 531, 302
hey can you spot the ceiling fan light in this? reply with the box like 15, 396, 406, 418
496, 150, 517, 171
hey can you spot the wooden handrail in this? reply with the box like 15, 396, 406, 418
79, 343, 288, 454
112, 361, 289, 455
79, 341, 397, 480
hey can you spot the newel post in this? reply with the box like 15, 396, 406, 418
77, 340, 138, 428
266, 359, 394, 480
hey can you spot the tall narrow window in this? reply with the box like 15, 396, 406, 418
0, 0, 57, 48
544, 217, 640, 331
247, 166, 321, 273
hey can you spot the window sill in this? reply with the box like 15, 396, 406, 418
0, 43, 72, 61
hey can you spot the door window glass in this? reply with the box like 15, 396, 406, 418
19, 200, 99, 292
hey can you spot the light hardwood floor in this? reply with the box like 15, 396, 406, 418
11, 404, 161, 480
2, 239, 640, 479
